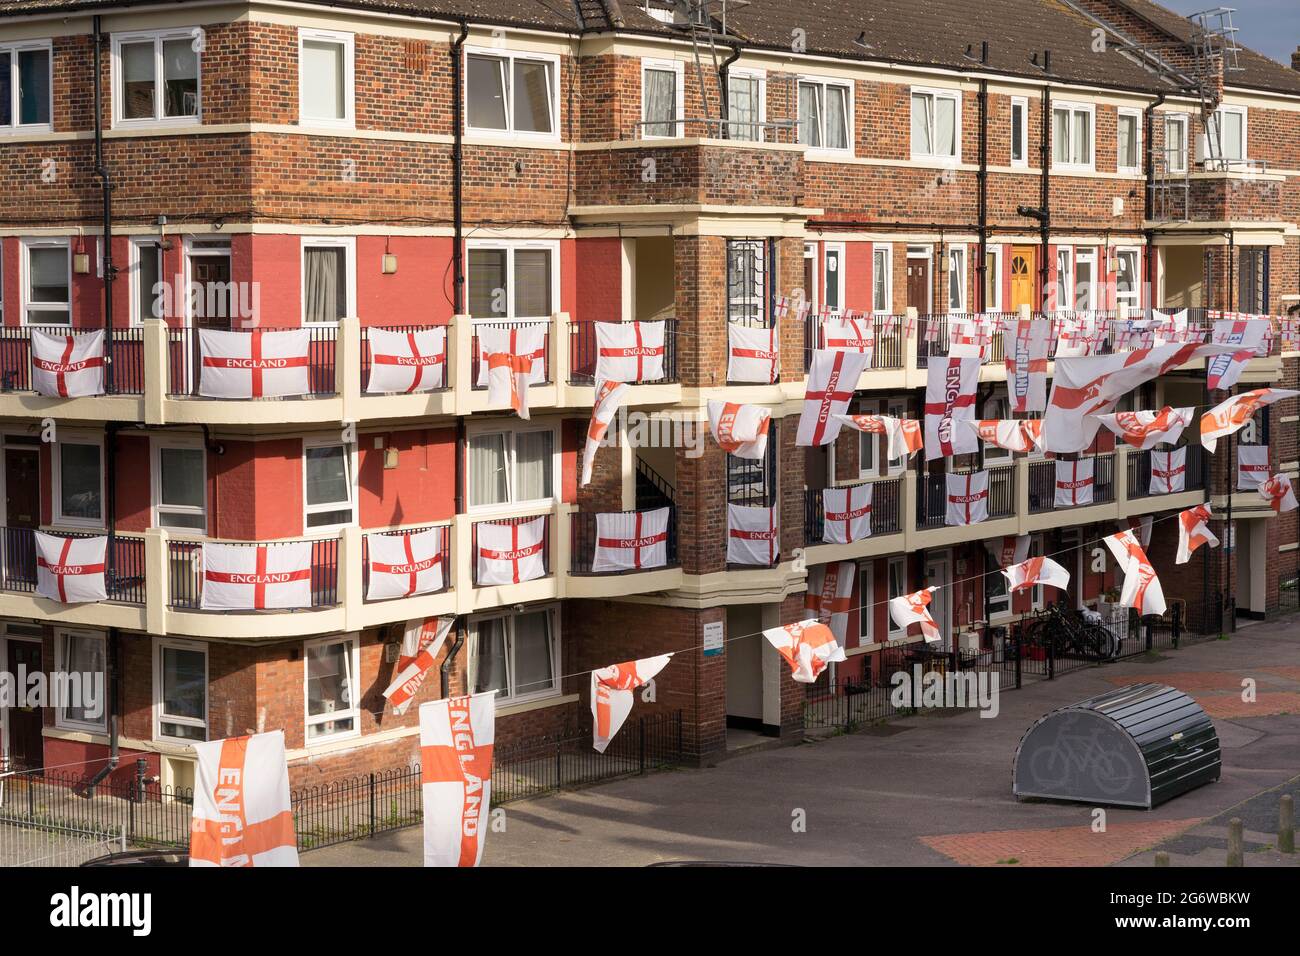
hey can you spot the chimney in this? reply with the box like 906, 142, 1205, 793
1293, 45, 1300, 72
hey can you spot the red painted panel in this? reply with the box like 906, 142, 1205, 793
39, 441, 51, 526
1001, 243, 1013, 310
358, 427, 456, 527
357, 236, 453, 327
574, 237, 621, 323
561, 418, 578, 504
845, 242, 873, 314
560, 238, 577, 316
114, 434, 152, 533
247, 234, 299, 328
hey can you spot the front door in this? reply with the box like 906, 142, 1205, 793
4, 639, 44, 771
3, 445, 39, 588
1010, 246, 1036, 311
190, 255, 233, 331
925, 554, 952, 651
907, 257, 930, 313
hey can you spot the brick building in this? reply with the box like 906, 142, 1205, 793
0, 0, 1296, 787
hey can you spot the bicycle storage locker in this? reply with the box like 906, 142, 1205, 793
1012, 683, 1221, 809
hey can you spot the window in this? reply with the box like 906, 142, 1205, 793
1164, 114, 1188, 174
823, 243, 844, 316
154, 639, 207, 742
56, 630, 107, 732
798, 77, 851, 152
1028, 535, 1045, 609
1052, 102, 1094, 169
1073, 247, 1097, 310
468, 426, 555, 509
946, 245, 966, 312
467, 48, 557, 137
641, 58, 683, 138
986, 561, 1010, 618
302, 237, 355, 324
1010, 96, 1027, 167
54, 438, 103, 527
0, 40, 52, 132
113, 30, 200, 125
130, 238, 163, 324
1115, 248, 1140, 311
1206, 106, 1246, 165
1054, 246, 1072, 311
153, 438, 206, 531
984, 245, 1002, 312
858, 397, 906, 479
859, 562, 874, 644
1117, 108, 1141, 173
872, 245, 892, 314
467, 241, 557, 319
299, 29, 354, 127
469, 607, 559, 703
304, 636, 359, 742
981, 394, 1012, 464
886, 557, 906, 639
727, 69, 764, 141
303, 441, 355, 529
726, 423, 777, 507
22, 238, 70, 325
727, 239, 768, 326
911, 88, 960, 160
1238, 247, 1267, 315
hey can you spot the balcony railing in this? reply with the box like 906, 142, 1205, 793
0, 326, 146, 395
916, 313, 1014, 368
804, 477, 903, 545
569, 507, 679, 575
469, 320, 552, 390
470, 513, 551, 586
360, 524, 453, 599
164, 536, 340, 610
916, 463, 1016, 530
1027, 454, 1117, 513
165, 326, 339, 398
803, 314, 905, 372
568, 320, 679, 386
359, 324, 450, 394
1127, 444, 1206, 499
0, 527, 146, 603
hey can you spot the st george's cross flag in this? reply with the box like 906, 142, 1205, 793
591, 655, 672, 753
727, 322, 781, 384
201, 541, 312, 610
1236, 444, 1271, 490
834, 414, 924, 460
986, 535, 1031, 570
35, 531, 107, 604
727, 503, 779, 566
420, 693, 494, 867
1150, 447, 1187, 494
1003, 318, 1050, 412
890, 587, 941, 643
486, 349, 535, 419
190, 731, 298, 867
1094, 406, 1194, 450
31, 329, 105, 398
1123, 514, 1154, 550
595, 321, 665, 385
1201, 389, 1300, 453
1104, 530, 1166, 617
580, 379, 628, 486
475, 516, 546, 586
592, 507, 670, 572
924, 356, 980, 459
1054, 458, 1095, 507
199, 328, 310, 399
945, 471, 989, 526
948, 314, 995, 361
1260, 474, 1299, 514
762, 619, 847, 684
365, 326, 447, 393
382, 616, 455, 716
708, 400, 771, 460
1206, 316, 1269, 392
365, 526, 445, 600
822, 483, 873, 544
1151, 308, 1189, 347
1054, 311, 1104, 358
967, 418, 1044, 453
1001, 556, 1070, 594
1177, 504, 1219, 564
797, 349, 869, 446
475, 324, 546, 388
822, 315, 876, 365
803, 561, 856, 642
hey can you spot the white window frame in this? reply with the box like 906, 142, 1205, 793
465, 46, 560, 141
465, 238, 560, 321
640, 57, 684, 140
300, 235, 357, 326
886, 556, 907, 640
0, 39, 54, 134
1029, 534, 1046, 610
797, 74, 854, 156
153, 637, 208, 744
151, 434, 207, 533
1206, 104, 1247, 166
1164, 113, 1188, 175
981, 392, 1013, 465
1114, 246, 1142, 311
303, 634, 360, 744
128, 236, 164, 326
467, 604, 561, 705
298, 28, 355, 129
1116, 107, 1142, 174
946, 244, 967, 313
111, 28, 202, 128
803, 242, 819, 315
465, 421, 559, 515
1009, 96, 1028, 168
857, 397, 906, 480
726, 66, 766, 142
302, 438, 358, 533
983, 243, 1003, 312
1054, 245, 1073, 312
858, 561, 874, 645
910, 86, 962, 162
54, 628, 107, 734
1051, 101, 1095, 171
181, 236, 234, 327
986, 558, 1012, 619
1073, 246, 1098, 311
871, 243, 892, 315
20, 236, 71, 326
823, 242, 845, 317
52, 431, 105, 529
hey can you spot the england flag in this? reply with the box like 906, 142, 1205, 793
580, 379, 629, 487
365, 526, 445, 600
475, 324, 546, 388
708, 400, 771, 460
1261, 474, 1299, 514
1236, 444, 1270, 490
889, 587, 941, 643
834, 414, 924, 460
1150, 447, 1187, 494
592, 507, 670, 572
1201, 389, 1300, 453
727, 503, 779, 566
591, 655, 672, 753
365, 327, 447, 393
822, 483, 873, 544
1176, 504, 1219, 564
762, 619, 846, 684
1003, 318, 1049, 412
1104, 530, 1166, 617
1054, 458, 1095, 507
727, 323, 781, 383
190, 731, 298, 867
924, 357, 980, 459
1094, 406, 1193, 450
35, 532, 107, 604
595, 321, 665, 385
1206, 317, 1268, 391
797, 349, 869, 446
804, 561, 856, 643
199, 328, 311, 399
1001, 556, 1070, 593
420, 693, 494, 867
382, 616, 455, 716
31, 329, 105, 398
201, 541, 312, 610
945, 471, 989, 526
476, 516, 546, 586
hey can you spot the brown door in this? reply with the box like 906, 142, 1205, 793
191, 256, 233, 330
906, 257, 930, 313
4, 447, 39, 589
1010, 246, 1036, 311
6, 639, 44, 771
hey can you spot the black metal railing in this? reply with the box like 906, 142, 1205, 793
165, 325, 338, 398
1127, 443, 1205, 499
0, 527, 145, 604
164, 537, 340, 610
915, 463, 1015, 529
469, 320, 551, 389
470, 513, 551, 586
0, 326, 146, 395
360, 525, 452, 600
359, 323, 450, 393
915, 312, 1014, 368
1027, 454, 1115, 513
568, 319, 678, 386
804, 314, 905, 372
569, 506, 678, 575
804, 477, 902, 545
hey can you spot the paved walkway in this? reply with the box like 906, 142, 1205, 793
306, 620, 1300, 867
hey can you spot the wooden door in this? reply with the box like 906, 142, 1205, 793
1010, 246, 1036, 311
3, 448, 39, 589
5, 639, 44, 770
906, 257, 930, 313
191, 256, 233, 330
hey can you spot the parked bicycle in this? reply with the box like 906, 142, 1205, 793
1021, 603, 1121, 662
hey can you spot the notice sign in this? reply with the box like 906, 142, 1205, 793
703, 621, 724, 657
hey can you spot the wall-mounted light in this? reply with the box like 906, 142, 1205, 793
382, 236, 398, 275
73, 234, 90, 274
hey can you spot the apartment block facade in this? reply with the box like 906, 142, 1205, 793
0, 0, 1297, 787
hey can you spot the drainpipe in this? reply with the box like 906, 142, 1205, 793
718, 43, 741, 138
976, 52, 989, 311
1143, 93, 1166, 306
1038, 82, 1051, 310
440, 619, 466, 698
93, 16, 117, 390
451, 21, 469, 314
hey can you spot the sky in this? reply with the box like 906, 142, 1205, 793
1160, 0, 1299, 66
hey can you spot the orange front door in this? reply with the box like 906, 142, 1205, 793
1010, 246, 1036, 311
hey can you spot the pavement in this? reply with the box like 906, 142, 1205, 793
305, 618, 1300, 867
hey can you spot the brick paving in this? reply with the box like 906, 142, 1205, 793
920, 818, 1204, 867
1197, 692, 1300, 719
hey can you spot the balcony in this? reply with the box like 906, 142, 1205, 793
164, 536, 341, 611
803, 314, 905, 373
916, 463, 1017, 530
569, 507, 681, 575
804, 478, 903, 545
568, 320, 679, 387
1127, 444, 1206, 499
1026, 454, 1117, 514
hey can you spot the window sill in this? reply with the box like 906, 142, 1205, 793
112, 117, 201, 132
496, 691, 577, 718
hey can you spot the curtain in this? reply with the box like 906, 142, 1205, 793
1118, 115, 1135, 167
62, 635, 105, 724
1222, 112, 1243, 160
873, 249, 888, 312
468, 249, 507, 317
304, 246, 345, 323
910, 93, 931, 155
468, 433, 508, 506
511, 611, 553, 697
800, 83, 822, 147
513, 250, 551, 317
1053, 109, 1069, 164
826, 86, 848, 150
1073, 110, 1090, 165
467, 54, 507, 129
470, 620, 509, 696
934, 96, 955, 156
514, 430, 552, 501
728, 76, 757, 140
645, 68, 676, 136
512, 59, 552, 133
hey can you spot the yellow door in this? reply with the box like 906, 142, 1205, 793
1010, 247, 1035, 311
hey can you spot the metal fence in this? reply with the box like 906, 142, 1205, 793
469, 320, 551, 388
0, 527, 146, 603
804, 478, 903, 545
1127, 443, 1205, 499
165, 325, 339, 397
0, 820, 126, 867
569, 507, 678, 575
359, 323, 450, 393
0, 326, 146, 395
360, 525, 452, 599
803, 314, 905, 372
470, 514, 551, 585
164, 537, 340, 610
1280, 572, 1300, 618
1026, 454, 1116, 513
569, 319, 679, 385
916, 463, 1015, 529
